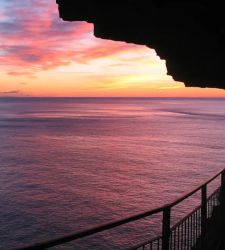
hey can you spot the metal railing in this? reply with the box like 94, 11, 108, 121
13, 169, 225, 250
129, 185, 222, 250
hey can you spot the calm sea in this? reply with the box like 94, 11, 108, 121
0, 97, 225, 249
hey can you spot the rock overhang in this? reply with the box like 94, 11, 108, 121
56, 0, 225, 89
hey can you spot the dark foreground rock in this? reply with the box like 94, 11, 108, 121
192, 205, 225, 250
56, 0, 225, 89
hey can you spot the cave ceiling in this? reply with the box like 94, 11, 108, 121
56, 0, 225, 89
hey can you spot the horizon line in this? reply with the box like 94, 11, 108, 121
1, 96, 225, 99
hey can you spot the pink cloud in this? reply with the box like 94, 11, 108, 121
0, 0, 141, 76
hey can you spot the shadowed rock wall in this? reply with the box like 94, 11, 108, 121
56, 0, 225, 89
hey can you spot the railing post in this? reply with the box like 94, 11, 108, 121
201, 185, 207, 250
162, 206, 171, 250
221, 170, 225, 185
221, 170, 225, 207
220, 169, 225, 232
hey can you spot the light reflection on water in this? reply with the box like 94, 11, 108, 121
0, 97, 225, 249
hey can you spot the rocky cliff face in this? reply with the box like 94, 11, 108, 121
56, 0, 225, 89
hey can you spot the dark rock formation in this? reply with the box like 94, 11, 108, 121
56, 0, 225, 89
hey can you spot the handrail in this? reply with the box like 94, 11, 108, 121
12, 168, 225, 250
169, 169, 222, 208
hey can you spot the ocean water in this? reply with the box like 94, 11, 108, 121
0, 97, 225, 249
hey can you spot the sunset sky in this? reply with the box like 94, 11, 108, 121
0, 0, 225, 97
